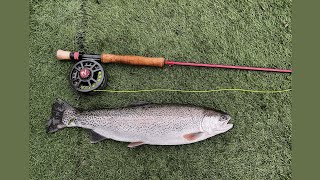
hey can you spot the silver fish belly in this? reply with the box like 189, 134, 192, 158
47, 99, 233, 148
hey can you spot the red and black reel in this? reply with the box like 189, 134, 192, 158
69, 59, 107, 93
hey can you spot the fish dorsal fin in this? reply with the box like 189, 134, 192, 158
89, 130, 107, 143
183, 132, 204, 141
128, 141, 144, 148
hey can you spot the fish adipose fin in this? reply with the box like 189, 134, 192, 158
128, 141, 144, 148
183, 132, 204, 141
46, 99, 76, 133
89, 130, 107, 143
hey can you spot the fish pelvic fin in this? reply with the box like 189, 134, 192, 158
183, 132, 204, 141
46, 98, 77, 133
89, 130, 107, 143
128, 141, 144, 148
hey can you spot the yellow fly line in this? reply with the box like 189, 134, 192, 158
94, 88, 292, 93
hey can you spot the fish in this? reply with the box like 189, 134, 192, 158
46, 99, 233, 148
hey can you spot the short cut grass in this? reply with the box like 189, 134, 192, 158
30, 0, 292, 179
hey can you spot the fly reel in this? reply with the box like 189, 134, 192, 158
69, 60, 107, 93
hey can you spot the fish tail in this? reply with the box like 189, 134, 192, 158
46, 99, 77, 133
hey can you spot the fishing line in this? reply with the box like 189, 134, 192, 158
94, 88, 292, 93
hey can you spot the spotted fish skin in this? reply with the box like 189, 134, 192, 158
47, 99, 233, 147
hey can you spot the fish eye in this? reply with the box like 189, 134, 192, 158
220, 115, 229, 121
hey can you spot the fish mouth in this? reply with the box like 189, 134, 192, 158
222, 119, 230, 125
221, 119, 232, 127
219, 115, 233, 131
223, 122, 233, 130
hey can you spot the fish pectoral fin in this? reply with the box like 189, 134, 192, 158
89, 130, 107, 144
183, 132, 204, 141
128, 141, 144, 148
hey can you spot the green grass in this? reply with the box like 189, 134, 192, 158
30, 0, 292, 179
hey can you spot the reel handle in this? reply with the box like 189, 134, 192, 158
101, 54, 165, 67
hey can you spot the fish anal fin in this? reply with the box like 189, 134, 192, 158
89, 130, 107, 143
183, 132, 203, 141
128, 141, 144, 148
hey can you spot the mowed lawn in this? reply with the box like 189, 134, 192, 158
29, 0, 292, 179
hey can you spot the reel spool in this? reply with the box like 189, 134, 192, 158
69, 60, 107, 93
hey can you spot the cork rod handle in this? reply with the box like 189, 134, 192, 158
101, 54, 165, 67
56, 50, 71, 60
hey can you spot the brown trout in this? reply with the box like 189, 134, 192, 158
47, 99, 233, 148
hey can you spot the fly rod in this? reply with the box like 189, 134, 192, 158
57, 50, 292, 73
56, 50, 292, 93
